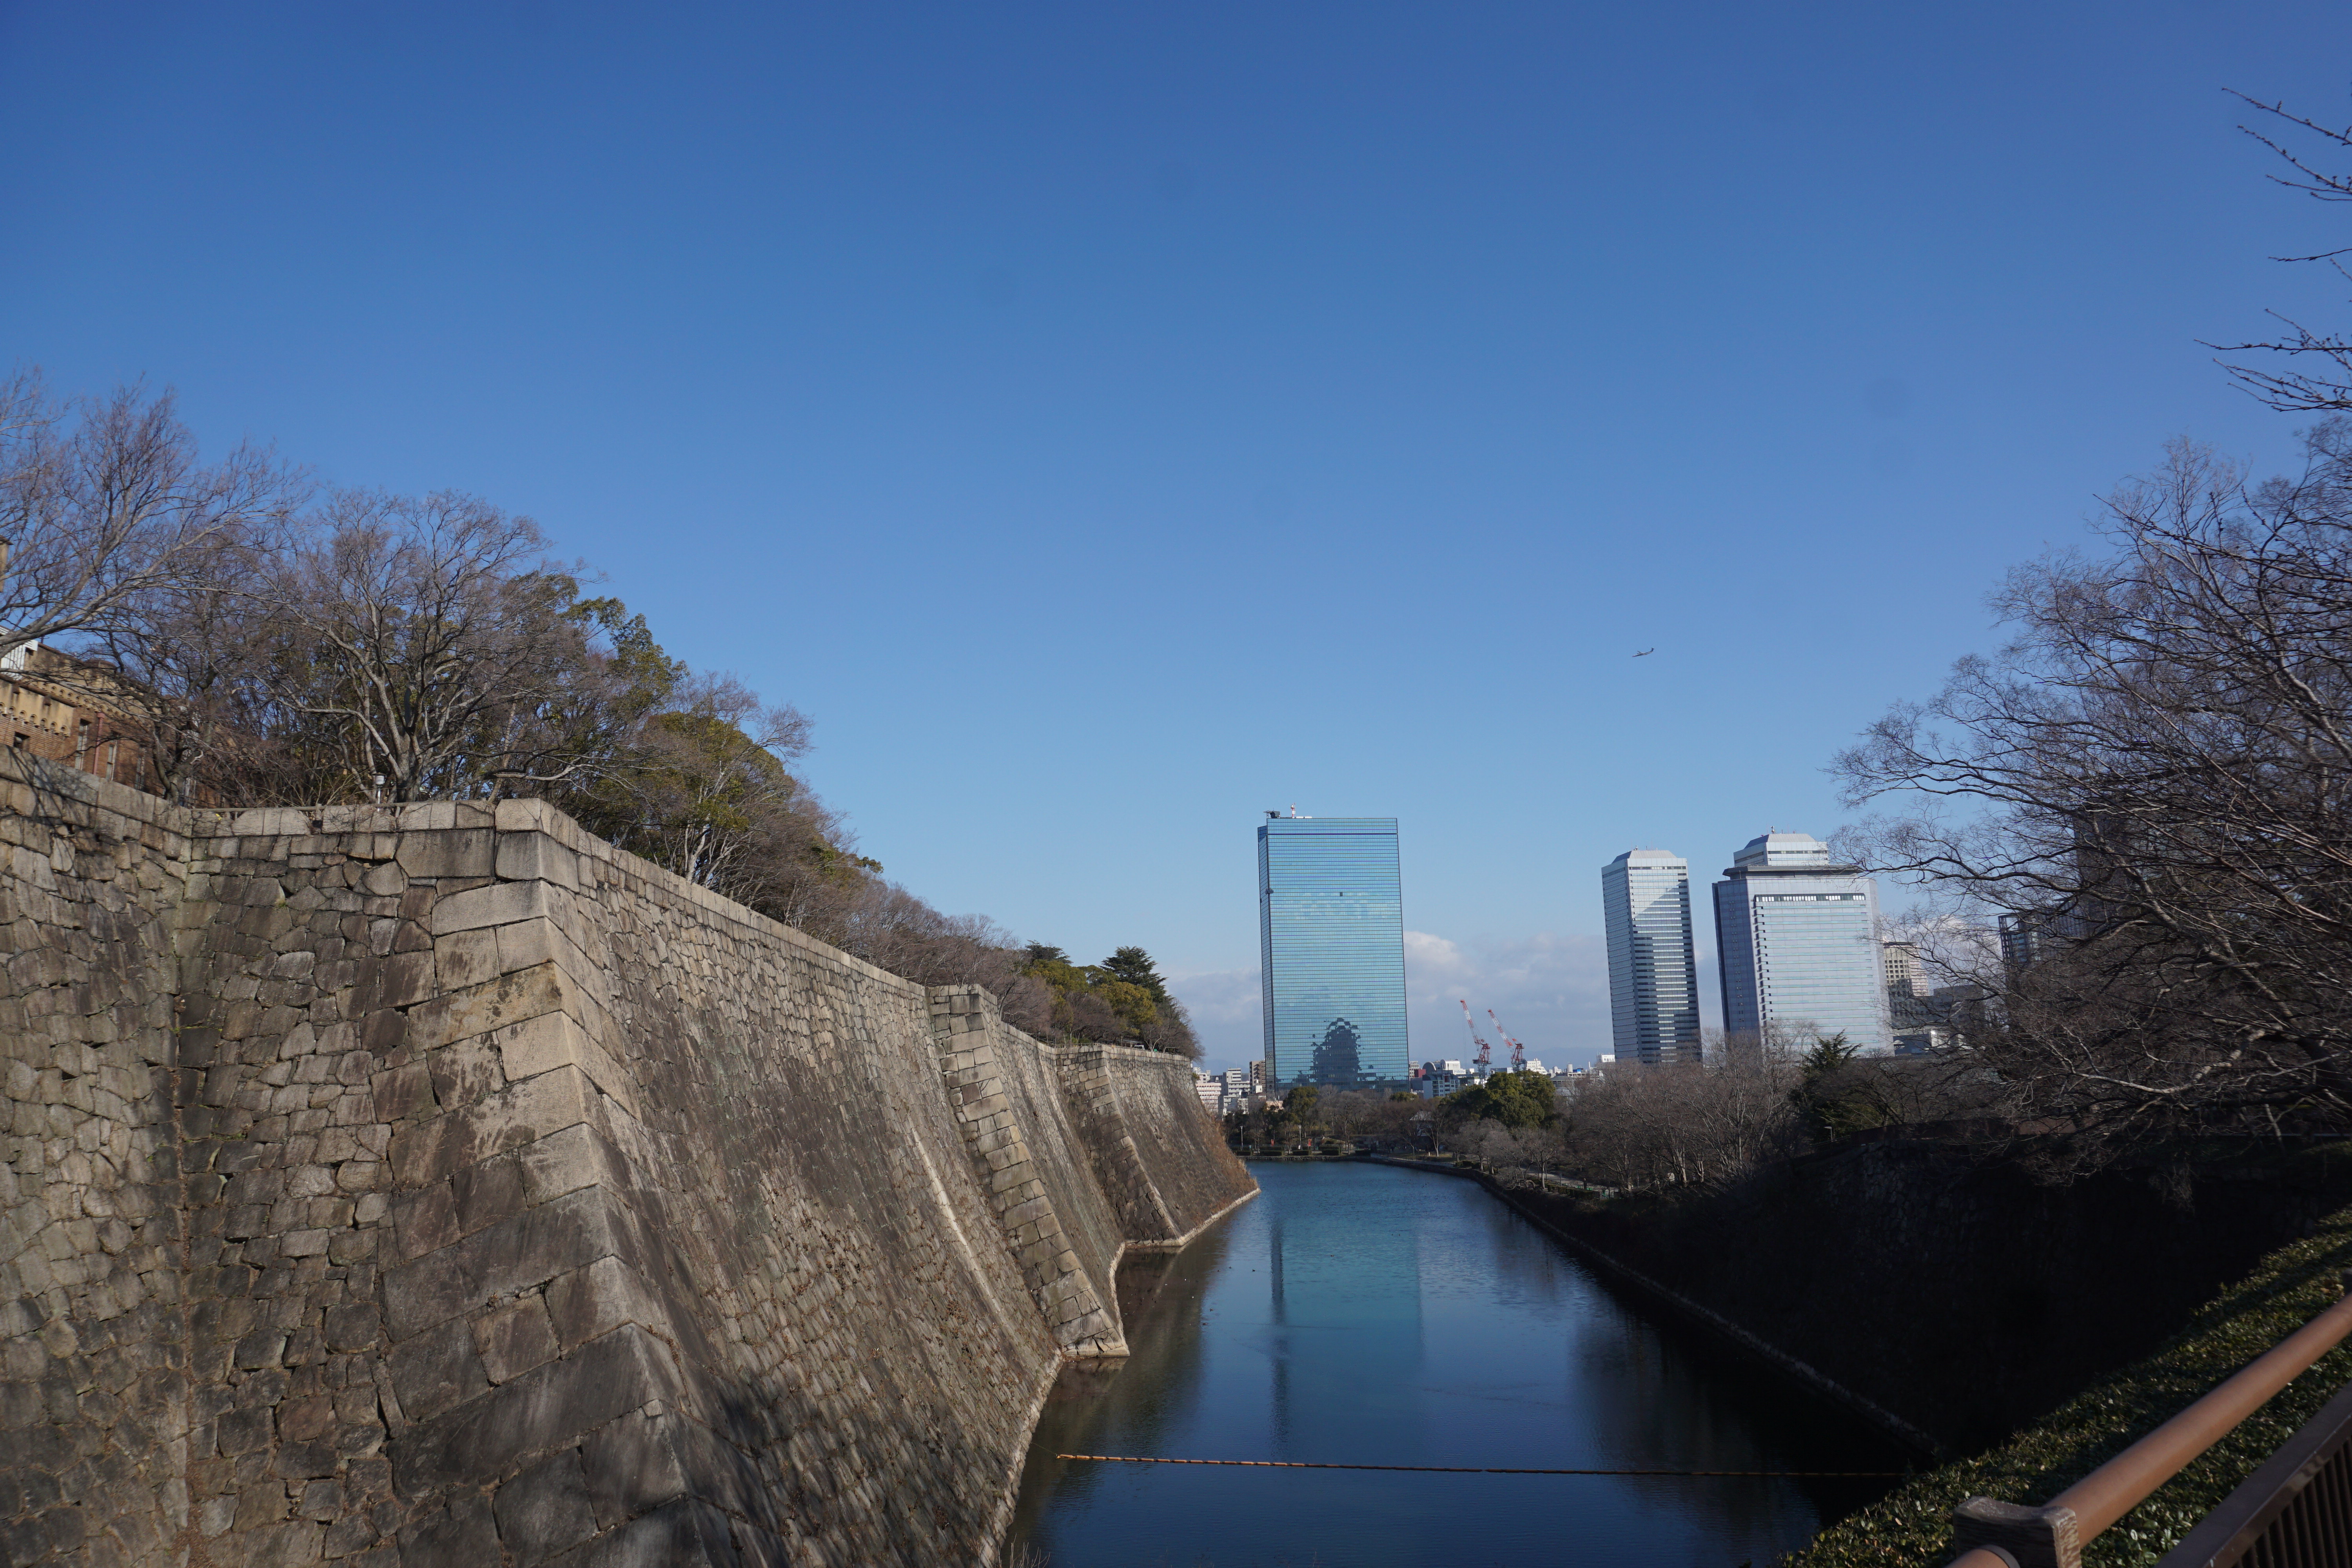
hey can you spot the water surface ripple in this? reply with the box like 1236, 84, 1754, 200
1008, 1162, 1908, 1568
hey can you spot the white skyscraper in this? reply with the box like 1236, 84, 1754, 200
1712, 831, 1890, 1054
1602, 849, 1701, 1064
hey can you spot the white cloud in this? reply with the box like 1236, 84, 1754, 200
1169, 927, 1623, 1076
1164, 966, 1263, 1075
1405, 929, 1613, 1071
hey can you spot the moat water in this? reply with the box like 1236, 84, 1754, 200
1007, 1161, 1910, 1568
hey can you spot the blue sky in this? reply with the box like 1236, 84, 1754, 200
6, 2, 2348, 1071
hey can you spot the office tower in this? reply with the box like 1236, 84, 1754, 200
1712, 831, 1890, 1054
1258, 813, 1409, 1088
1882, 939, 1931, 1027
1601, 849, 1701, 1063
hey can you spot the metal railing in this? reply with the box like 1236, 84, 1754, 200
1944, 1274, 2352, 1568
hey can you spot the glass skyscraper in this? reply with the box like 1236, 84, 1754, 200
1601, 849, 1700, 1063
1711, 831, 1890, 1054
1258, 814, 1409, 1089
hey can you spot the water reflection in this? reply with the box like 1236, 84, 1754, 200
1265, 1184, 1423, 1456
1010, 1164, 1909, 1568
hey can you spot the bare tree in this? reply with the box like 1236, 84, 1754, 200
1835, 429, 2352, 1141
1555, 1040, 1811, 1190
2210, 95, 2352, 412
0, 375, 301, 665
254, 490, 593, 801
590, 672, 815, 894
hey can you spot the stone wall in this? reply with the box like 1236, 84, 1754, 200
0, 750, 1254, 1567
0, 757, 191, 1567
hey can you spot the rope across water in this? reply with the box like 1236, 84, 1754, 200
1054, 1454, 1907, 1477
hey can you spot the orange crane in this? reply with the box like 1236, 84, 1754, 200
1457, 999, 1493, 1073
1489, 1009, 1526, 1071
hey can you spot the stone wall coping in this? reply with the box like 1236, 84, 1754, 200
0, 746, 925, 994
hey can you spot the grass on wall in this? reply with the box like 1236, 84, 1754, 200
1793, 1170, 2352, 1568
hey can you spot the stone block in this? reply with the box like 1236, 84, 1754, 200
352, 951, 434, 1012
398, 1493, 498, 1568
240, 1517, 326, 1566
425, 1036, 503, 1113
388, 1067, 597, 1191
494, 918, 564, 978
277, 1434, 341, 1479
496, 1010, 590, 1085
390, 1185, 458, 1263
383, 1186, 632, 1340
543, 1255, 663, 1349
430, 929, 499, 993
395, 830, 494, 881
494, 1448, 598, 1565
389, 1325, 681, 1497
494, 798, 552, 834
428, 881, 552, 937
578, 1409, 686, 1530
408, 962, 569, 1054
454, 1154, 528, 1236
387, 1318, 488, 1425
279, 1396, 336, 1443
548, 1498, 735, 1568
517, 1123, 629, 1207
495, 833, 580, 890
476, 1296, 561, 1385
217, 1403, 272, 1455
233, 1481, 289, 1529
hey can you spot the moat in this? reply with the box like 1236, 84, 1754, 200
1008, 1161, 1909, 1568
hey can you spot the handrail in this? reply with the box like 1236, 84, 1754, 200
1945, 1276, 2352, 1568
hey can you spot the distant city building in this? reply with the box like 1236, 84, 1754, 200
1882, 939, 1936, 1029
1414, 1058, 1475, 1098
1601, 849, 1701, 1064
1892, 1024, 1956, 1056
1259, 813, 1410, 1088
1198, 1067, 1263, 1117
1997, 908, 2095, 973
1712, 831, 1890, 1054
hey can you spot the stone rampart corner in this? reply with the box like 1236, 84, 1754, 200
0, 753, 1255, 1566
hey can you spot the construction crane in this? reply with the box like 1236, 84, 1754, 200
1489, 1009, 1526, 1071
1457, 999, 1493, 1073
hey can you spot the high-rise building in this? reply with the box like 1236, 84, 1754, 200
1258, 813, 1409, 1088
1601, 849, 1700, 1063
1882, 939, 1932, 1028
1712, 831, 1890, 1054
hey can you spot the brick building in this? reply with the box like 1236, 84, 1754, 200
1, 639, 158, 791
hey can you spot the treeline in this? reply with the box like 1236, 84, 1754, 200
0, 372, 1195, 1054
1232, 1041, 2006, 1189
1005, 945, 1197, 1054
